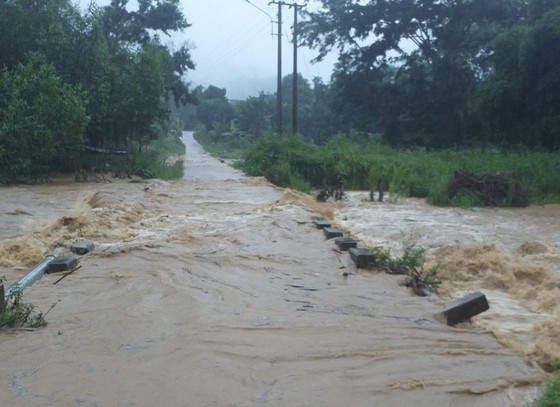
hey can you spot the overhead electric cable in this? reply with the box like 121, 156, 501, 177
243, 0, 275, 24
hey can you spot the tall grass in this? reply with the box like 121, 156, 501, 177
239, 134, 560, 206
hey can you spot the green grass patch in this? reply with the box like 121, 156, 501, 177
153, 133, 186, 156
237, 134, 560, 206
78, 133, 185, 181
194, 124, 253, 159
534, 373, 560, 407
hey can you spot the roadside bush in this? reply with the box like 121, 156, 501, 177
0, 280, 47, 328
237, 133, 560, 207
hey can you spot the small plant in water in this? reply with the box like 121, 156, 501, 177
366, 242, 442, 296
398, 242, 442, 296
0, 278, 47, 328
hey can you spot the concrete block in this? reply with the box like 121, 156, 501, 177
349, 248, 376, 268
323, 227, 343, 240
47, 256, 78, 274
313, 219, 331, 229
435, 291, 489, 326
335, 237, 358, 251
70, 240, 95, 255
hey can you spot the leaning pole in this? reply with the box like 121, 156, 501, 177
3, 253, 60, 301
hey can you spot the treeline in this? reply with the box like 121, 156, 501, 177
0, 0, 192, 182
188, 0, 560, 151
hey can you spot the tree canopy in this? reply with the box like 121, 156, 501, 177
297, 0, 560, 149
0, 0, 194, 181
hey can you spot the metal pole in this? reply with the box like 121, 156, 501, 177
4, 253, 60, 301
276, 2, 283, 135
292, 4, 298, 134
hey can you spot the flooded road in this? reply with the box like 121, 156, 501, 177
0, 132, 552, 406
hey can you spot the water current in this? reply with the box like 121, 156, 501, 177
0, 132, 557, 406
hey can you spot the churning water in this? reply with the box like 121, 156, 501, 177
0, 132, 556, 406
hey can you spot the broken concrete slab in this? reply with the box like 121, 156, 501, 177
47, 256, 78, 274
349, 248, 376, 268
323, 227, 343, 240
70, 240, 95, 255
334, 237, 358, 251
313, 219, 331, 229
435, 291, 489, 326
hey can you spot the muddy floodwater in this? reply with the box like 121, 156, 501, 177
1, 132, 558, 406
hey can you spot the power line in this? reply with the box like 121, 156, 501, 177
197, 19, 270, 68
243, 0, 275, 24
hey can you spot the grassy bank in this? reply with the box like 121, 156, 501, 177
194, 126, 252, 159
238, 134, 560, 206
79, 132, 186, 181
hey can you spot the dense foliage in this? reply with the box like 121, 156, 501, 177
299, 0, 560, 149
184, 0, 560, 207
239, 134, 560, 206
0, 0, 193, 182
189, 0, 560, 152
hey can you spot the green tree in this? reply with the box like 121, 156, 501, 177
474, 1, 560, 149
307, 77, 341, 144
0, 56, 89, 181
235, 92, 276, 138
0, 0, 80, 71
196, 86, 235, 134
281, 73, 314, 137
100, 0, 189, 44
301, 0, 526, 147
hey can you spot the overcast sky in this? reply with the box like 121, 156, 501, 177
77, 0, 338, 99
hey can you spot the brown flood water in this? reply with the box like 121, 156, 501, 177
0, 132, 556, 406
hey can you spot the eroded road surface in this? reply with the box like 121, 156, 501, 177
0, 132, 546, 406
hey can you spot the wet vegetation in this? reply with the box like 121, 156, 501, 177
535, 373, 560, 407
363, 244, 442, 297
0, 280, 47, 329
185, 0, 560, 208
233, 134, 560, 207
0, 0, 192, 183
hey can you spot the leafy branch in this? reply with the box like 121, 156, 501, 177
0, 278, 48, 328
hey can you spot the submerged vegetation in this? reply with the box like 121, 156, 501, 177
0, 279, 47, 328
364, 243, 442, 296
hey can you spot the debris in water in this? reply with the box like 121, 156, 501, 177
435, 291, 490, 326
70, 240, 95, 255
47, 256, 78, 274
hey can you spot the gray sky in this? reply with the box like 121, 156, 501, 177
77, 0, 338, 100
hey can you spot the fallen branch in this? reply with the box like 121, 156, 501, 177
53, 265, 82, 285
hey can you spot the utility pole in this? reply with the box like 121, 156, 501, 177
270, 1, 303, 136
270, 1, 284, 135
289, 3, 303, 134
